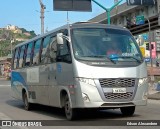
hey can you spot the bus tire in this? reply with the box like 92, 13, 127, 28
23, 92, 32, 111
64, 94, 77, 120
120, 106, 135, 116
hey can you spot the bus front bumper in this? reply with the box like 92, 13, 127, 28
72, 80, 148, 108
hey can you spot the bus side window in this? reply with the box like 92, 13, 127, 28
33, 39, 41, 65
48, 36, 57, 63
23, 45, 27, 66
40, 36, 51, 64
13, 48, 20, 69
25, 43, 33, 67
19, 45, 25, 68
57, 42, 71, 63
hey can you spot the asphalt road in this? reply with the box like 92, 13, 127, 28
0, 80, 160, 129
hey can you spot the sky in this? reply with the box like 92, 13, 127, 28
0, 0, 125, 35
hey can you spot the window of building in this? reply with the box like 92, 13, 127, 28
119, 18, 122, 24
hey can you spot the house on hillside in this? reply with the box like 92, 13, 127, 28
6, 24, 17, 31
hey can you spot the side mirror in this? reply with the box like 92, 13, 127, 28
57, 33, 64, 45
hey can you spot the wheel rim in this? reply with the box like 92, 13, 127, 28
24, 94, 28, 108
65, 97, 72, 118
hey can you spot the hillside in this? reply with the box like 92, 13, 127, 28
0, 25, 36, 57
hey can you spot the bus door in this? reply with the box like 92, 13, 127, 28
55, 40, 74, 105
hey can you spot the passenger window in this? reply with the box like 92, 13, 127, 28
33, 39, 41, 65
13, 48, 20, 69
25, 43, 33, 66
19, 45, 26, 68
56, 30, 71, 63
42, 36, 57, 64
57, 42, 71, 63
48, 37, 57, 63
59, 43, 69, 56
23, 45, 27, 65
40, 36, 51, 64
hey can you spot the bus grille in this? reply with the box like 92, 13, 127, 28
99, 78, 135, 88
104, 92, 133, 100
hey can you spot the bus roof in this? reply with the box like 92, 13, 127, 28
14, 22, 130, 48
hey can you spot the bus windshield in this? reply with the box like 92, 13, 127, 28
72, 28, 143, 63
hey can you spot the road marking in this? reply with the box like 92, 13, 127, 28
0, 85, 11, 87
0, 112, 29, 129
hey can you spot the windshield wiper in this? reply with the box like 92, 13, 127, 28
81, 55, 106, 58
110, 56, 142, 63
122, 56, 142, 63
106, 56, 117, 64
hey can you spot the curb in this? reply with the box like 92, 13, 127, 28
0, 77, 10, 80
148, 92, 160, 100
0, 78, 8, 80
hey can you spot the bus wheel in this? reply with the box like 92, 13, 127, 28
120, 106, 135, 116
23, 92, 32, 111
64, 95, 77, 120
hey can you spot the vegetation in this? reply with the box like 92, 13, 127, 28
0, 27, 36, 57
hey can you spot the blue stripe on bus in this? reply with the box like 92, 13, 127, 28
11, 71, 28, 89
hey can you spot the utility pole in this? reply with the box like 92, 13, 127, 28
39, 0, 46, 34
146, 18, 153, 67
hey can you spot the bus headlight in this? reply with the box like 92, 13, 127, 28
76, 78, 96, 86
138, 78, 148, 86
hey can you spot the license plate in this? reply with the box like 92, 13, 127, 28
112, 88, 126, 93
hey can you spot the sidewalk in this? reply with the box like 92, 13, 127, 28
147, 66, 160, 100
148, 83, 160, 100
0, 75, 11, 80
0, 76, 8, 80
0, 76, 6, 80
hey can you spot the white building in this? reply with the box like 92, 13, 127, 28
6, 24, 17, 31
